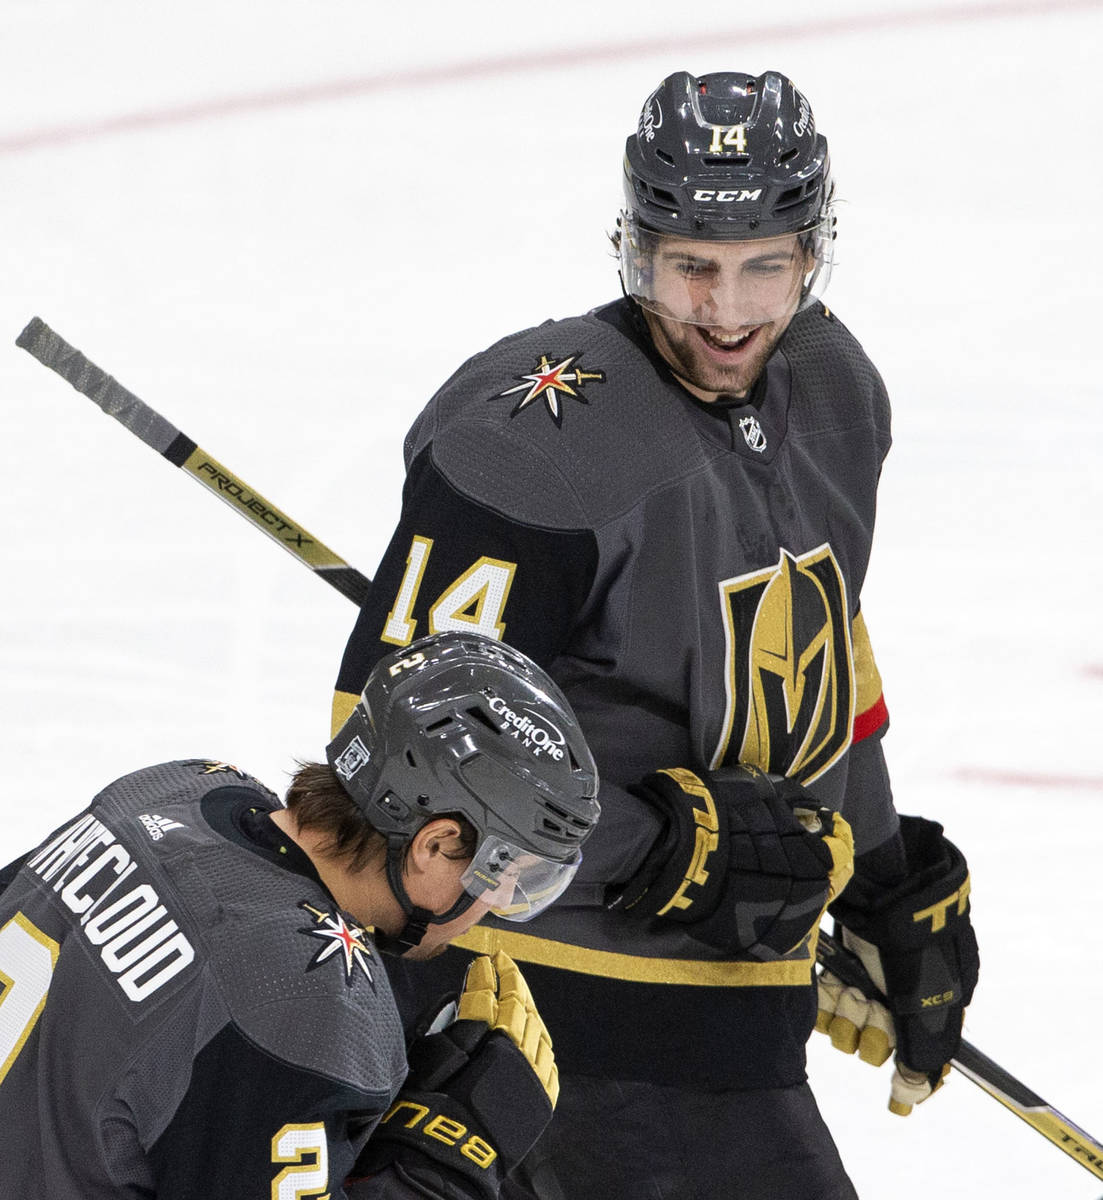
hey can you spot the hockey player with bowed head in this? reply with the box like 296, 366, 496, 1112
0, 632, 599, 1200
334, 70, 979, 1197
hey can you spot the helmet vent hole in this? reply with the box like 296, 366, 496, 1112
424, 716, 455, 733
778, 147, 799, 164
405, 749, 418, 767
655, 149, 675, 167
466, 705, 503, 735
542, 817, 565, 834
649, 185, 678, 206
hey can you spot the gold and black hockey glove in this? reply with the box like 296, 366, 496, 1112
610, 766, 853, 956
352, 951, 556, 1200
817, 815, 979, 1115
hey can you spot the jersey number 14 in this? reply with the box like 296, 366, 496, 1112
381, 535, 517, 646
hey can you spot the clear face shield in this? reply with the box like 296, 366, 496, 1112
618, 211, 834, 328
460, 834, 582, 923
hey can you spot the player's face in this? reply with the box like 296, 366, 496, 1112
640, 234, 808, 401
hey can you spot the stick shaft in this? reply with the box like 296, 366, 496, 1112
817, 931, 1103, 1180
16, 317, 371, 606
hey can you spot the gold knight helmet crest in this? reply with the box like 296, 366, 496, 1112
712, 545, 855, 783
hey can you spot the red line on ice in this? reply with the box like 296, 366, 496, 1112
2, 0, 1101, 154
953, 767, 1103, 791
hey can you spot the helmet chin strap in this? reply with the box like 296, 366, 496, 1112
373, 837, 478, 957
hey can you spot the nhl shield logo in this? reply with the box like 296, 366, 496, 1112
739, 416, 767, 453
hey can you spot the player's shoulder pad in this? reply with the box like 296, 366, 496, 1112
781, 303, 892, 446
94, 758, 280, 807
93, 762, 407, 1098
407, 309, 718, 529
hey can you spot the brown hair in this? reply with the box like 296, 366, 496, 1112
284, 761, 478, 872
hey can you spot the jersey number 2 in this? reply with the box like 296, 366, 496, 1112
382, 535, 517, 646
271, 1123, 329, 1200
0, 913, 59, 1087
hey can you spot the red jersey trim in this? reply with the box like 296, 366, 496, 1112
853, 692, 888, 743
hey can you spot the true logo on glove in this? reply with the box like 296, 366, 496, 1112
379, 1100, 497, 1169
912, 875, 971, 934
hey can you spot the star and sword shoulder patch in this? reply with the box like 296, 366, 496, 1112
492, 351, 605, 426
298, 901, 376, 989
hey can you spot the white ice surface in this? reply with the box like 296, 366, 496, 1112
2, 1, 1102, 1195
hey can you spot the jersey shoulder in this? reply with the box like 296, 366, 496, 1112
781, 303, 892, 445
94, 762, 407, 1098
406, 302, 717, 529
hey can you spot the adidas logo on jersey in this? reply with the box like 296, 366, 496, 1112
138, 813, 186, 841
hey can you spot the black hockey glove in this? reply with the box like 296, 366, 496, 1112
351, 951, 556, 1200
610, 766, 854, 957
817, 815, 979, 1115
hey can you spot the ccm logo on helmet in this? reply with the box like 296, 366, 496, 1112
488, 697, 565, 761
692, 188, 763, 203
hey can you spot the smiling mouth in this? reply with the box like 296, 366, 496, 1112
698, 326, 760, 354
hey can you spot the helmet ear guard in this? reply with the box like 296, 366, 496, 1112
327, 633, 600, 953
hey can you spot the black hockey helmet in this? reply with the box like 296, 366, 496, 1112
327, 632, 600, 951
619, 70, 835, 323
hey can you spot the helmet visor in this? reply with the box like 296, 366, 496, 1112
618, 212, 832, 327
461, 834, 581, 923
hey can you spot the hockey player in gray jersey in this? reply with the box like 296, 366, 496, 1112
334, 71, 979, 1197
0, 632, 599, 1200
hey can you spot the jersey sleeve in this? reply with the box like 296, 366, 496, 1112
333, 440, 599, 733
145, 1017, 393, 1200
837, 610, 899, 855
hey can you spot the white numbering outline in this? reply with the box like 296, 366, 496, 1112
382, 535, 517, 646
0, 913, 60, 1087
271, 1122, 330, 1200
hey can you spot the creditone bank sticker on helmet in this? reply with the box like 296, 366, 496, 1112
334, 735, 371, 780
489, 696, 566, 761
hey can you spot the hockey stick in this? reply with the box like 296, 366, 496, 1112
816, 931, 1103, 1182
15, 317, 371, 607
16, 317, 1103, 1183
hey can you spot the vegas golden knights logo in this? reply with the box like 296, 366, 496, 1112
710, 545, 855, 784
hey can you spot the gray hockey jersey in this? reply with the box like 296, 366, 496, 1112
0, 759, 407, 1199
334, 297, 896, 1090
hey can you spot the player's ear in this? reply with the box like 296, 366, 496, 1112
407, 818, 468, 872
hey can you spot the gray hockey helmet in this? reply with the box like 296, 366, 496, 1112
327, 632, 599, 949
623, 69, 832, 240
619, 70, 836, 323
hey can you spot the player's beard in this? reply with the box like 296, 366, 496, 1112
642, 307, 795, 402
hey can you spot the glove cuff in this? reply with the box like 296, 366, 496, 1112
357, 1087, 504, 1200
616, 768, 731, 921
